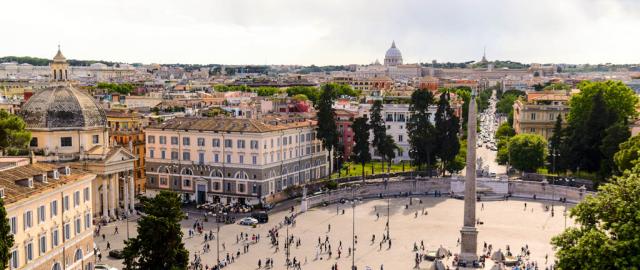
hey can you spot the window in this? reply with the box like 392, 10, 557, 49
50, 201, 58, 218
239, 184, 245, 193
226, 154, 231, 163
239, 155, 244, 164
171, 151, 179, 160
149, 149, 154, 158
182, 137, 190, 146
84, 213, 91, 229
250, 140, 259, 149
184, 179, 191, 187
386, 114, 394, 122
148, 135, 155, 143
198, 153, 204, 164
10, 250, 17, 269
224, 139, 232, 148
212, 139, 220, 147
75, 218, 81, 234
9, 217, 16, 235
182, 152, 190, 161
63, 196, 69, 211
170, 136, 178, 145
398, 114, 406, 122
300, 135, 305, 142
237, 140, 245, 149
25, 242, 32, 262
74, 191, 80, 207
159, 136, 166, 144
51, 228, 59, 247
23, 211, 32, 230
214, 154, 219, 163
197, 138, 205, 146
64, 223, 71, 240
92, 135, 99, 144
531, 113, 536, 120
37, 205, 45, 223
398, 135, 403, 142
161, 150, 166, 159
213, 182, 220, 190
30, 138, 38, 147
39, 235, 46, 255
530, 128, 536, 132
252, 156, 257, 165
61, 137, 72, 147
83, 187, 90, 202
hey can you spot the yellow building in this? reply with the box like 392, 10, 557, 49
1, 158, 96, 270
513, 90, 573, 140
106, 110, 147, 194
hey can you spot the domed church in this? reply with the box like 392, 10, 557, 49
384, 41, 403, 66
19, 47, 136, 222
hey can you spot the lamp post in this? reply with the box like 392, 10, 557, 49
386, 196, 390, 239
215, 212, 220, 268
286, 218, 290, 269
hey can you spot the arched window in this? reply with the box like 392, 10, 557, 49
181, 168, 193, 175
210, 170, 223, 178
74, 249, 83, 262
52, 262, 62, 270
234, 171, 249, 179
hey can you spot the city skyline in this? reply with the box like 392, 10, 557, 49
2, 0, 640, 65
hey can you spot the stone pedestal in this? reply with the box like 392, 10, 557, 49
459, 226, 479, 262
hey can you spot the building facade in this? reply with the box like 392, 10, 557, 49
144, 117, 329, 205
2, 160, 95, 270
107, 110, 147, 194
513, 91, 571, 140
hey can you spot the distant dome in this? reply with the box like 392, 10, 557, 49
20, 85, 107, 130
90, 63, 108, 69
384, 41, 403, 66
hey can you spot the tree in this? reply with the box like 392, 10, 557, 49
0, 198, 14, 269
496, 122, 515, 139
507, 134, 548, 172
613, 135, 640, 173
408, 89, 436, 174
123, 191, 188, 270
351, 116, 371, 182
564, 89, 617, 174
446, 139, 466, 174
599, 120, 630, 177
434, 92, 461, 176
379, 134, 400, 176
551, 164, 640, 269
495, 122, 515, 165
369, 100, 386, 172
0, 110, 31, 155
315, 84, 339, 173
547, 115, 564, 173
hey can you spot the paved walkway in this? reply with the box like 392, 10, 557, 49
95, 196, 572, 269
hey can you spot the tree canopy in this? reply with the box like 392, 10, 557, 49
551, 164, 640, 269
613, 135, 640, 174
96, 82, 135, 95
0, 198, 14, 270
0, 110, 31, 156
434, 92, 461, 176
122, 191, 189, 270
408, 89, 437, 172
507, 134, 548, 172
351, 116, 371, 181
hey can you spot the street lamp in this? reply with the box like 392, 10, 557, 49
351, 186, 356, 270
215, 212, 220, 268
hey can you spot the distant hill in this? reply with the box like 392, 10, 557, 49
0, 56, 123, 67
472, 60, 530, 69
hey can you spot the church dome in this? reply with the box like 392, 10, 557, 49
384, 41, 403, 66
20, 85, 107, 130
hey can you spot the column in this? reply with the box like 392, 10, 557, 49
129, 172, 135, 213
102, 178, 109, 221
459, 87, 479, 263
109, 174, 117, 219
123, 174, 130, 216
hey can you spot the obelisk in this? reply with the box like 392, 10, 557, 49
460, 87, 479, 264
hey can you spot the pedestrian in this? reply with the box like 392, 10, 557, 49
106, 242, 111, 250
102, 234, 105, 241
114, 227, 119, 234
258, 259, 262, 268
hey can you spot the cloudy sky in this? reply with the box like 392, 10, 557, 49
2, 0, 639, 65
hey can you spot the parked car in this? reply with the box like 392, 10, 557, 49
95, 264, 118, 270
251, 211, 269, 223
108, 249, 124, 259
239, 217, 258, 226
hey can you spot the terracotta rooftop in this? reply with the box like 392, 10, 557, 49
0, 163, 94, 205
148, 117, 317, 133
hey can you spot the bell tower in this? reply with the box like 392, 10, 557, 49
51, 45, 69, 81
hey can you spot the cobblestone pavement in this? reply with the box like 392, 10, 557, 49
96, 196, 573, 269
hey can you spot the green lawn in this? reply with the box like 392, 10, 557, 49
330, 161, 416, 178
